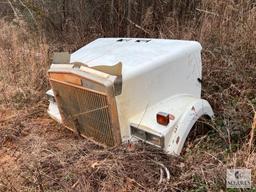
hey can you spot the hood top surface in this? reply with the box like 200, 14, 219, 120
70, 38, 202, 72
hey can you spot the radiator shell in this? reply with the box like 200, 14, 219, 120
48, 70, 121, 146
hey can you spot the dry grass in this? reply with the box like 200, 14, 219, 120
0, 0, 255, 191
0, 19, 49, 109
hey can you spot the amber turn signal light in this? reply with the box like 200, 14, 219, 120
156, 112, 169, 126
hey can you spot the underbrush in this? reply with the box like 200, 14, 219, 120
0, 19, 49, 109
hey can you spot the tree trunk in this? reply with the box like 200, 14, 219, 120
127, 0, 132, 36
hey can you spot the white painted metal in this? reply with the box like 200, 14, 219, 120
46, 89, 62, 123
47, 38, 214, 155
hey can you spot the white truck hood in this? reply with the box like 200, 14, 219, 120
70, 38, 202, 77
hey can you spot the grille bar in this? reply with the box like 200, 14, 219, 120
50, 76, 119, 146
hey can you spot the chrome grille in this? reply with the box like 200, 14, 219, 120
50, 80, 116, 146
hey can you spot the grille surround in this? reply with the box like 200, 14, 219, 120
49, 71, 121, 146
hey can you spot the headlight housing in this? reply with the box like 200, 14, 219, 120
130, 125, 164, 148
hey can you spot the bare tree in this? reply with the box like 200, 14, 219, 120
127, 0, 132, 36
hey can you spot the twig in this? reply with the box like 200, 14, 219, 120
71, 180, 79, 189
18, 0, 38, 27
126, 177, 145, 189
196, 8, 219, 17
200, 167, 209, 191
7, 0, 19, 18
204, 151, 224, 165
126, 18, 151, 35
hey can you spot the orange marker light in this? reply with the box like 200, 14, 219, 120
156, 112, 169, 126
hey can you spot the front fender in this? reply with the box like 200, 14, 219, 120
166, 99, 214, 155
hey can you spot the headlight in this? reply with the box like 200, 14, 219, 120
130, 125, 164, 148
